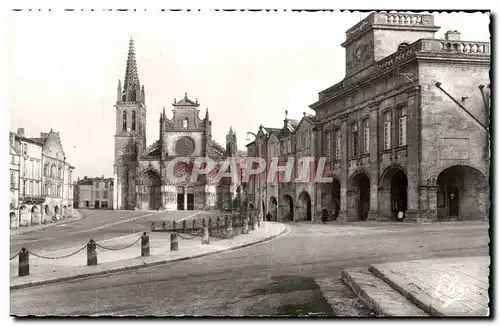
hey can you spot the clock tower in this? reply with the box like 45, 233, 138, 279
113, 38, 147, 210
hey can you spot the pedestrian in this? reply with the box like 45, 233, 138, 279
266, 212, 272, 221
398, 210, 404, 222
321, 207, 328, 224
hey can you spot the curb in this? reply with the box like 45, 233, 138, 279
368, 264, 443, 316
10, 211, 84, 237
10, 224, 288, 291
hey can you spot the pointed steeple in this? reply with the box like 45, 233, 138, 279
205, 108, 209, 120
120, 37, 144, 103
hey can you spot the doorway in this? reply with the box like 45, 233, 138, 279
177, 186, 185, 210
187, 187, 194, 211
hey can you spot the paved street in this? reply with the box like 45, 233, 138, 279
10, 221, 489, 316
10, 209, 203, 257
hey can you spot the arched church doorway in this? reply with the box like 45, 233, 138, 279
10, 212, 17, 229
187, 186, 195, 210
380, 167, 408, 221
177, 186, 185, 210
141, 171, 161, 210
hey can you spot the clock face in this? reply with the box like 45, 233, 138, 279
174, 136, 195, 156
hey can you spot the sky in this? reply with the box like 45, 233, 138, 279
7, 10, 490, 179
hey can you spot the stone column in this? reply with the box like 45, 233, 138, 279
338, 118, 348, 222
369, 103, 380, 219
405, 88, 421, 221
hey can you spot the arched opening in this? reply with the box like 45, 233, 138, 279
269, 197, 278, 221
381, 167, 408, 220
297, 191, 312, 221
281, 194, 294, 221
349, 173, 370, 221
31, 206, 40, 225
141, 171, 161, 211
63, 205, 67, 218
437, 165, 488, 220
19, 205, 28, 225
10, 212, 17, 229
332, 178, 341, 220
54, 206, 59, 214
391, 170, 408, 220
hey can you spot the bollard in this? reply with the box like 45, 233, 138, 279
202, 226, 210, 245
162, 221, 167, 230
18, 248, 29, 277
252, 213, 258, 230
151, 222, 155, 232
87, 239, 97, 266
226, 219, 234, 238
141, 232, 150, 257
172, 220, 177, 232
170, 232, 179, 251
192, 219, 196, 231
242, 217, 249, 234
249, 213, 255, 231
182, 220, 187, 232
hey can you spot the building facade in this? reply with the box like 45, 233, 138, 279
113, 39, 241, 211
245, 112, 316, 222
10, 128, 75, 228
9, 133, 20, 229
310, 12, 490, 222
74, 176, 114, 209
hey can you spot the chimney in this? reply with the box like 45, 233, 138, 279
40, 132, 49, 138
444, 30, 461, 41
17, 128, 25, 138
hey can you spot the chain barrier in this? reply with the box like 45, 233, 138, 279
27, 244, 87, 260
10, 251, 20, 261
176, 230, 201, 240
94, 236, 142, 251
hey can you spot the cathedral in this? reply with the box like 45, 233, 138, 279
113, 39, 240, 211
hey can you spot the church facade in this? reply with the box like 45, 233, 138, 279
113, 39, 240, 211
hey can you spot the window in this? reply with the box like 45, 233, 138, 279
287, 139, 291, 153
44, 163, 49, 177
182, 118, 189, 129
325, 130, 332, 160
29, 181, 33, 196
10, 171, 15, 189
351, 123, 359, 156
398, 107, 407, 147
280, 140, 285, 154
23, 158, 27, 176
68, 172, 72, 184
51, 165, 56, 178
95, 190, 99, 198
383, 111, 392, 150
103, 191, 108, 199
22, 180, 26, 196
334, 129, 341, 160
363, 118, 370, 154
57, 185, 61, 197
58, 166, 62, 179
45, 184, 49, 196
23, 143, 27, 155
132, 111, 136, 131
123, 111, 127, 131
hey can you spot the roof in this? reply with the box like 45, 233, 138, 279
27, 137, 47, 145
174, 93, 199, 107
144, 140, 161, 156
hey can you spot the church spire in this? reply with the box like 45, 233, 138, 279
120, 37, 143, 103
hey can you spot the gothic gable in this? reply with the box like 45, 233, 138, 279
42, 130, 65, 160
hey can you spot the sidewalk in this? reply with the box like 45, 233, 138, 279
10, 222, 287, 290
339, 256, 490, 316
10, 210, 83, 237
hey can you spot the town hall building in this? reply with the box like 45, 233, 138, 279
113, 39, 240, 211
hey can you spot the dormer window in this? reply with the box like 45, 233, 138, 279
182, 118, 189, 129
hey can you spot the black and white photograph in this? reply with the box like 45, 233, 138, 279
5, 2, 493, 319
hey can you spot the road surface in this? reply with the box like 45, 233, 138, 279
10, 222, 489, 316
